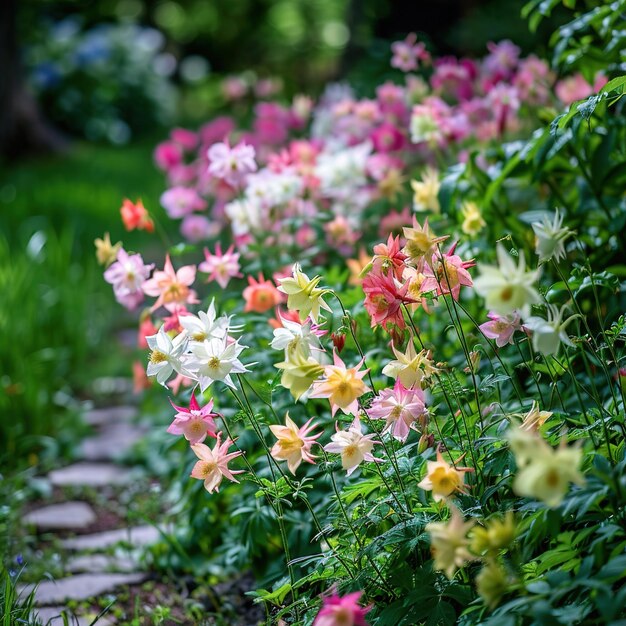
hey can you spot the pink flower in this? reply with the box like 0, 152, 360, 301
310, 352, 371, 417
207, 140, 257, 187
190, 433, 244, 493
120, 198, 154, 233
323, 417, 382, 476
371, 234, 408, 279
313, 590, 371, 626
243, 274, 283, 313
270, 414, 322, 474
170, 127, 197, 151
367, 379, 426, 442
104, 249, 154, 311
167, 392, 218, 444
199, 243, 242, 289
154, 141, 182, 171
484, 40, 521, 83
479, 311, 522, 347
362, 269, 415, 331
555, 72, 606, 106
180, 215, 219, 243
199, 116, 236, 146
370, 122, 406, 152
142, 254, 198, 312
391, 33, 429, 72
420, 243, 474, 301
138, 316, 157, 349
160, 187, 207, 219
378, 206, 412, 238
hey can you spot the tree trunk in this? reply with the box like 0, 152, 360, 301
0, 0, 68, 159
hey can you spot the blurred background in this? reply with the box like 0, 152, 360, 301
0, 0, 565, 470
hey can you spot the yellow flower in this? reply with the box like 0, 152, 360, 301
94, 232, 122, 267
379, 168, 406, 200
382, 340, 439, 389
470, 512, 516, 555
275, 345, 324, 400
460, 201, 486, 236
426, 503, 474, 579
277, 263, 332, 323
476, 560, 509, 609
411, 167, 440, 213
269, 413, 321, 474
402, 218, 448, 267
520, 401, 552, 432
418, 450, 473, 502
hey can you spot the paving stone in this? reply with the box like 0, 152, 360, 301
34, 606, 117, 625
22, 572, 146, 605
49, 463, 132, 488
66, 553, 138, 574
24, 502, 96, 531
83, 405, 138, 427
61, 525, 169, 550
81, 423, 148, 461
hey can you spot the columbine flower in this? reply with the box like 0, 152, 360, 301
207, 140, 257, 187
346, 248, 372, 286
120, 198, 154, 232
508, 424, 584, 508
523, 304, 578, 356
418, 450, 474, 502
160, 186, 207, 219
531, 210, 574, 263
179, 300, 230, 343
390, 33, 429, 72
275, 344, 325, 400
425, 503, 474, 579
370, 234, 408, 279
277, 263, 332, 323
382, 341, 438, 389
142, 254, 198, 312
167, 392, 218, 444
146, 327, 189, 386
420, 243, 474, 301
190, 433, 244, 493
313, 590, 372, 626
270, 315, 324, 358
94, 232, 122, 267
367, 379, 427, 442
411, 167, 440, 213
473, 244, 541, 317
324, 417, 382, 476
198, 243, 242, 289
520, 401, 552, 431
461, 201, 486, 236
187, 336, 250, 391
310, 352, 370, 417
103, 248, 154, 311
243, 274, 283, 313
402, 218, 449, 270
479, 311, 521, 347
362, 269, 415, 330
270, 413, 321, 474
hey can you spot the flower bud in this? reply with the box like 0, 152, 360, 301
331, 332, 346, 354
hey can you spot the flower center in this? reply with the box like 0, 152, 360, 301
208, 356, 221, 369
150, 350, 167, 364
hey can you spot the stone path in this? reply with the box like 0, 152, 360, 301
21, 400, 164, 624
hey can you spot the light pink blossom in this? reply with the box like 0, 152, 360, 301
167, 392, 218, 444
198, 243, 242, 289
190, 433, 244, 493
207, 140, 257, 187
479, 311, 522, 347
313, 590, 372, 626
142, 254, 198, 312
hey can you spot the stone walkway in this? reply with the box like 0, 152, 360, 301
19, 399, 165, 625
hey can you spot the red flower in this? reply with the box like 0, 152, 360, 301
120, 198, 154, 233
362, 269, 415, 330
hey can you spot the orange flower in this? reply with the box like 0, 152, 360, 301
243, 274, 283, 313
120, 198, 154, 233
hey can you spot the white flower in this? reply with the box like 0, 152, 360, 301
187, 336, 251, 391
146, 327, 190, 386
323, 417, 381, 476
531, 210, 574, 263
179, 300, 231, 343
270, 317, 322, 360
523, 304, 578, 356
473, 244, 542, 317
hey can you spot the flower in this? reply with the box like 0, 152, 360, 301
270, 413, 321, 474
146, 327, 189, 386
520, 401, 552, 431
411, 168, 440, 213
418, 450, 474, 502
167, 392, 218, 444
142, 254, 198, 312
243, 274, 283, 313
473, 244, 541, 316
370, 234, 408, 279
186, 336, 251, 391
160, 186, 207, 219
523, 304, 578, 356
277, 263, 332, 323
508, 424, 584, 508
270, 315, 323, 358
391, 33, 429, 72
94, 232, 122, 267
198, 243, 242, 289
402, 218, 449, 269
362, 269, 415, 330
120, 198, 154, 232
207, 140, 257, 187
479, 311, 521, 347
310, 352, 371, 416
103, 248, 153, 311
313, 590, 372, 626
425, 503, 474, 579
367, 379, 427, 442
476, 560, 509, 609
346, 248, 372, 286
531, 210, 573, 263
382, 341, 438, 389
179, 300, 230, 343
324, 417, 382, 476
190, 433, 244, 493
275, 344, 325, 400
420, 242, 474, 301
461, 201, 486, 236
